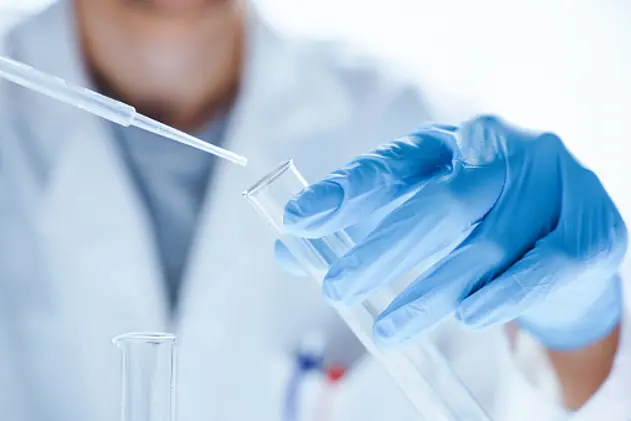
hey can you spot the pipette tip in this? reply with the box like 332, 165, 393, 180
233, 156, 249, 167
131, 113, 248, 166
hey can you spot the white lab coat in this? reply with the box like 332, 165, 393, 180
0, 1, 630, 421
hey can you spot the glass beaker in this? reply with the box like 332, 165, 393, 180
243, 160, 492, 421
113, 333, 177, 421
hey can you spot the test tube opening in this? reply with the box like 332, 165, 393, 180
114, 332, 177, 421
242, 159, 310, 234
113, 332, 176, 345
242, 159, 299, 198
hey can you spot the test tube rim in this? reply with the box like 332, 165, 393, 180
112, 332, 176, 345
242, 159, 305, 199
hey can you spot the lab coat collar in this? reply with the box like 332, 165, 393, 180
3, 0, 96, 169
6, 0, 86, 87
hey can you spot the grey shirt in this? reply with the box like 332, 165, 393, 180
111, 116, 229, 312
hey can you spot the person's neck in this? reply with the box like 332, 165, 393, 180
77, 5, 246, 132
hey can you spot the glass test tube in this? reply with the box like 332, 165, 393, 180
243, 160, 492, 421
113, 333, 177, 421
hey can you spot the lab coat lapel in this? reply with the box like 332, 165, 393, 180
7, 3, 167, 420
11, 0, 167, 322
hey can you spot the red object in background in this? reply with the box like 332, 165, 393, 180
325, 365, 346, 383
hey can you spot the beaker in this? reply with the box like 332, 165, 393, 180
113, 333, 177, 421
243, 160, 492, 421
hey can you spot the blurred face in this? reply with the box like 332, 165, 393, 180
75, 0, 245, 128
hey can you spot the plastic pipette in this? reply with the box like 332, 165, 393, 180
0, 55, 248, 166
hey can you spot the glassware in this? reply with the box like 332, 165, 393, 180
243, 160, 492, 421
113, 333, 177, 421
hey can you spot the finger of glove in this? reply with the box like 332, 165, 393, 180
455, 243, 565, 329
284, 128, 456, 238
372, 212, 516, 347
323, 162, 504, 305
274, 240, 307, 277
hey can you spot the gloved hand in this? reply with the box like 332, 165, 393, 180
276, 116, 627, 351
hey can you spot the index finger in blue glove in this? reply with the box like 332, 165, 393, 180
283, 127, 457, 238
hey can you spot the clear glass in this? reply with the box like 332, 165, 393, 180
243, 160, 492, 421
113, 333, 177, 421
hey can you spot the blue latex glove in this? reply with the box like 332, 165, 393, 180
277, 116, 627, 351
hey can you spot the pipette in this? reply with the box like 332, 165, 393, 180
0, 55, 248, 166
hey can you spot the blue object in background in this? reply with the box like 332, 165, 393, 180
284, 351, 322, 421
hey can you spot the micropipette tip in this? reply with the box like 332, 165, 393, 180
131, 113, 248, 166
